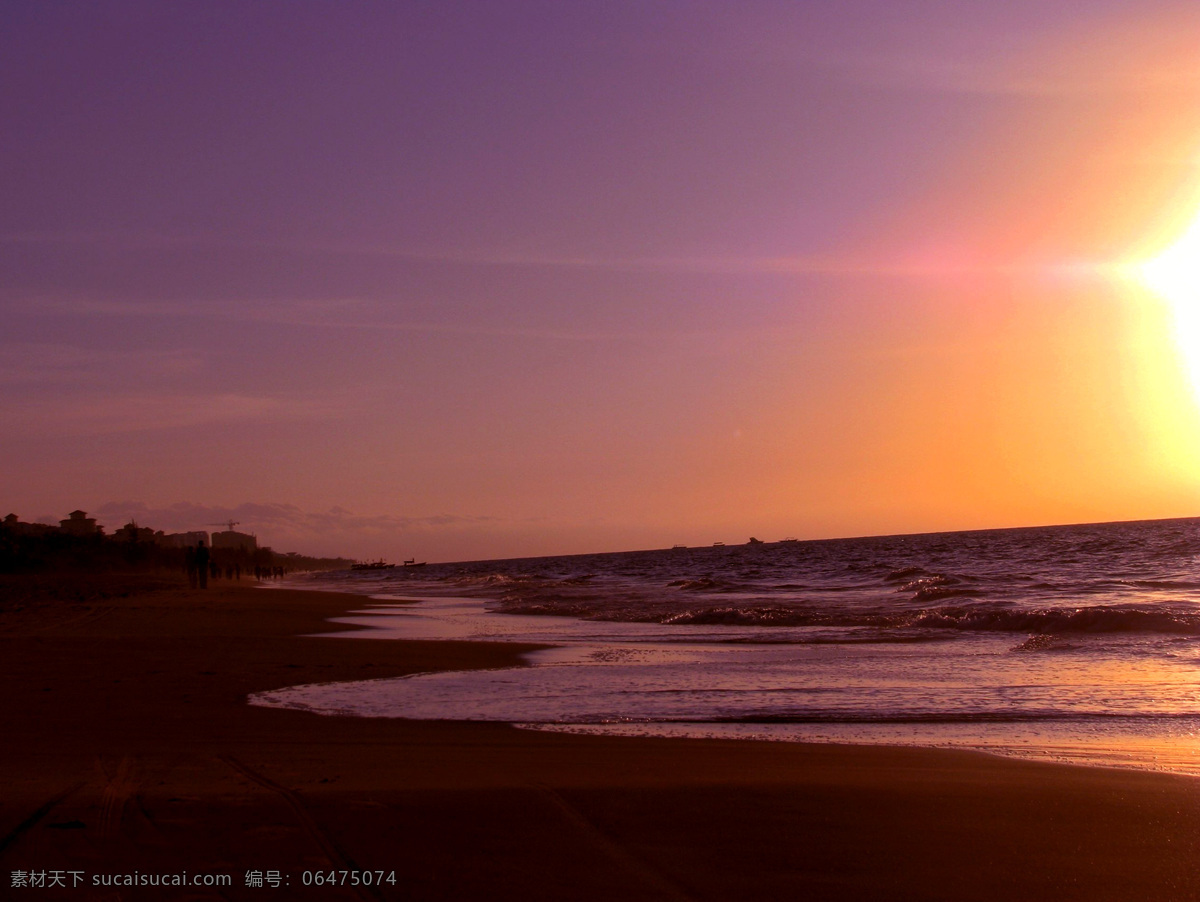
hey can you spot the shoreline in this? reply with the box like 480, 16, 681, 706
265, 582, 1200, 779
4, 579, 1200, 899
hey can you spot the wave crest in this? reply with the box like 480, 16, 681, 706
499, 599, 1200, 635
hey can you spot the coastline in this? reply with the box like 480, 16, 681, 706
3, 580, 1200, 900
256, 585, 1200, 777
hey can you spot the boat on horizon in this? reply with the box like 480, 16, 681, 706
350, 560, 395, 570
403, 559, 427, 567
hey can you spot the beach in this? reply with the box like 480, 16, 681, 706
7, 1, 1200, 897
1, 580, 1198, 900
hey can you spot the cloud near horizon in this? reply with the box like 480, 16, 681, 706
3, 391, 332, 437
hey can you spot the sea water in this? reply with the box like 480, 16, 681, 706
251, 518, 1200, 774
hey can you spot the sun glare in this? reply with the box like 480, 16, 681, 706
1139, 212, 1200, 395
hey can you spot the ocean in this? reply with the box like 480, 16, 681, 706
254, 517, 1200, 775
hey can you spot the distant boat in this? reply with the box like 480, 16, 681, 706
402, 559, 427, 567
351, 560, 395, 570
672, 544, 688, 550
778, 537, 799, 544
748, 537, 764, 545
713, 542, 725, 547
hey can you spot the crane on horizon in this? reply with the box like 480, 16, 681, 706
207, 520, 241, 533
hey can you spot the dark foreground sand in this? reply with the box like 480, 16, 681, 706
2, 580, 1199, 901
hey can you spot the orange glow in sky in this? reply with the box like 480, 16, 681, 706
4, 4, 1200, 560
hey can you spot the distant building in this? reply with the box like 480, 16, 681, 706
1, 513, 53, 536
211, 529, 257, 552
159, 531, 210, 549
112, 521, 157, 543
59, 510, 100, 536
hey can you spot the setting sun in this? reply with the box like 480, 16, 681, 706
1140, 211, 1200, 395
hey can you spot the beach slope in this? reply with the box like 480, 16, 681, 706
2, 582, 1198, 900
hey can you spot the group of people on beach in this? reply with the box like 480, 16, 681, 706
184, 541, 287, 589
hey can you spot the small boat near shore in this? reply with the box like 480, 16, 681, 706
403, 559, 427, 567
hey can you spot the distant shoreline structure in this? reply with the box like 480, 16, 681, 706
1, 509, 353, 575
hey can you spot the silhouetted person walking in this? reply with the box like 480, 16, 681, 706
195, 540, 210, 589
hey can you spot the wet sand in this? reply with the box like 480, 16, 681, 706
2, 580, 1199, 900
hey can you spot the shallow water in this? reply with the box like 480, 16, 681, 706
253, 519, 1200, 775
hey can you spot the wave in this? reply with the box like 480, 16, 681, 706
318, 519, 1200, 642
893, 573, 984, 603
496, 599, 1200, 635
667, 577, 723, 590
519, 710, 1200, 726
699, 710, 1200, 725
909, 585, 984, 602
1012, 634, 1080, 652
884, 566, 928, 582
1129, 579, 1200, 590
665, 576, 758, 593
906, 605, 1200, 634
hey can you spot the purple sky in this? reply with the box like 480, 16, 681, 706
4, 1, 1200, 561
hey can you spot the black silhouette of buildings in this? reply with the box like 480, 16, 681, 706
59, 509, 100, 536
211, 528, 257, 552
1, 510, 351, 574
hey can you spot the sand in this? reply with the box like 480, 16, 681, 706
2, 579, 1199, 900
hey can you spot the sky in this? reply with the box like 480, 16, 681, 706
3, 0, 1200, 562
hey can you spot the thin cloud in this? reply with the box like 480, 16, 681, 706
1, 226, 1094, 280
93, 500, 501, 541
0, 343, 204, 386
3, 390, 337, 436
12, 292, 650, 343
